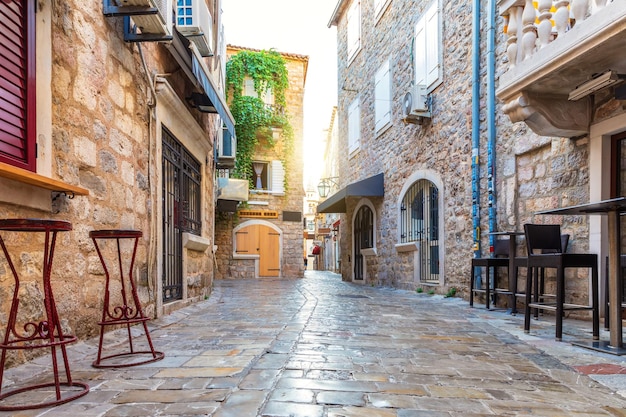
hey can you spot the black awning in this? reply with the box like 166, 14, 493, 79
317, 173, 384, 213
191, 47, 236, 139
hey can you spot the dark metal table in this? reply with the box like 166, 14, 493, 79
90, 230, 164, 367
536, 197, 626, 355
0, 219, 89, 410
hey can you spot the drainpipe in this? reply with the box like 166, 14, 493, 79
487, 0, 497, 247
471, 0, 482, 260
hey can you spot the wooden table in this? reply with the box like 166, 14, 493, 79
536, 197, 626, 355
488, 231, 524, 313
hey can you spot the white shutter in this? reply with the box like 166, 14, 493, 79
375, 60, 391, 132
243, 77, 256, 97
271, 160, 285, 193
348, 98, 360, 154
414, 18, 426, 87
347, 0, 360, 60
425, 3, 440, 86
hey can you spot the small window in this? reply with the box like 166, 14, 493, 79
243, 76, 274, 107
414, 2, 441, 89
348, 98, 360, 155
374, 60, 391, 133
251, 160, 284, 193
347, 0, 361, 61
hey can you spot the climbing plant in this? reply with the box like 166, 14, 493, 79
225, 49, 294, 189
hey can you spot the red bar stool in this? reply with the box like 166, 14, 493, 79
90, 230, 164, 368
0, 219, 89, 411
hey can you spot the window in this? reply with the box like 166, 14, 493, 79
243, 76, 274, 107
373, 0, 390, 19
374, 60, 391, 133
348, 98, 360, 154
251, 160, 285, 193
414, 2, 441, 89
162, 128, 202, 235
0, 0, 36, 171
346, 0, 361, 61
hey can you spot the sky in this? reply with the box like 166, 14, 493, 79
221, 0, 339, 189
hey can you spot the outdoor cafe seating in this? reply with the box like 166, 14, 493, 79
522, 224, 599, 341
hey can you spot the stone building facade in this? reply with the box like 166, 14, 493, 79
0, 0, 232, 364
214, 46, 307, 279
325, 0, 625, 315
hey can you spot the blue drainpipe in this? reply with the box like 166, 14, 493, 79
472, 0, 482, 262
487, 0, 497, 248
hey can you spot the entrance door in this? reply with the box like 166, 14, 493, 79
353, 205, 373, 281
235, 223, 281, 277
162, 128, 202, 302
610, 131, 626, 303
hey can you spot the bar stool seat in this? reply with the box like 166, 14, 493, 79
0, 219, 89, 411
90, 229, 164, 368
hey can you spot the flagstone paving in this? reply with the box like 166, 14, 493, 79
1, 270, 626, 416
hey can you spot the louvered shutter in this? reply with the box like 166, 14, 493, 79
0, 0, 35, 171
414, 18, 426, 87
347, 0, 360, 60
425, 3, 440, 86
375, 61, 391, 132
271, 160, 284, 193
348, 99, 360, 154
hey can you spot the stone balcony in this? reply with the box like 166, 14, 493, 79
496, 0, 626, 137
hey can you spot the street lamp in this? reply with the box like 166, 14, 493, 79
317, 177, 338, 198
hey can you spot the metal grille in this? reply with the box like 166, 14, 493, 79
354, 205, 373, 281
400, 179, 440, 282
162, 128, 202, 303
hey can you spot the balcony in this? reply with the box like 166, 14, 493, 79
496, 0, 626, 137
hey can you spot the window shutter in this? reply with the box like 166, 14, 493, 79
375, 61, 391, 132
347, 0, 360, 60
414, 18, 426, 87
271, 160, 285, 193
348, 98, 360, 154
0, 0, 36, 171
425, 3, 440, 87
243, 77, 256, 97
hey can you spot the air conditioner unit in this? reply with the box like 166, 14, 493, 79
216, 124, 236, 168
402, 84, 431, 124
119, 0, 173, 37
176, 0, 214, 57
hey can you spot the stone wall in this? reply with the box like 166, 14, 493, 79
332, 0, 624, 310
216, 48, 307, 280
0, 1, 223, 366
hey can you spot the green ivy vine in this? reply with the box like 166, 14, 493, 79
226, 49, 294, 190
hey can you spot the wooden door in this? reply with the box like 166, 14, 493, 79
235, 224, 280, 277
259, 226, 280, 276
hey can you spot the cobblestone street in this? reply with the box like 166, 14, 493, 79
2, 270, 626, 416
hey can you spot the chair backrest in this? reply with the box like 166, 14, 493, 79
493, 239, 510, 257
541, 234, 570, 254
524, 224, 562, 255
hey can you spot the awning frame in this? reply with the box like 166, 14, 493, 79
317, 173, 384, 213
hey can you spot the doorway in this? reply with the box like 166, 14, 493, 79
235, 222, 281, 277
353, 205, 373, 281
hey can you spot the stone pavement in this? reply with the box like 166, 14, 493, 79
2, 270, 626, 416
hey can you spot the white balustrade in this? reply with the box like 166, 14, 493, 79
500, 0, 611, 70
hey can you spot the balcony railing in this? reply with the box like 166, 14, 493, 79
496, 0, 625, 137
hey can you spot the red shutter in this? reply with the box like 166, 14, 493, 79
0, 0, 36, 171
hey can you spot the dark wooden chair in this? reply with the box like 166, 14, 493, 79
470, 239, 512, 310
523, 224, 599, 341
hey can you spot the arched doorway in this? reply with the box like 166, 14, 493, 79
234, 221, 281, 277
400, 179, 440, 282
353, 204, 373, 281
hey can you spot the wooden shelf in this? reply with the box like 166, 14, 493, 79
0, 162, 89, 196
